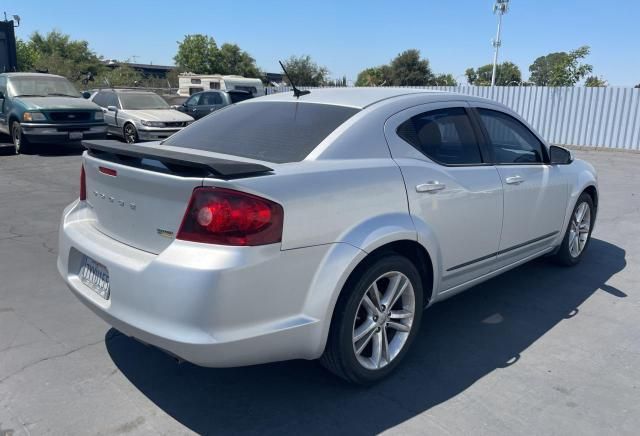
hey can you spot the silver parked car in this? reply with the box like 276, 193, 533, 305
57, 88, 598, 384
90, 89, 194, 143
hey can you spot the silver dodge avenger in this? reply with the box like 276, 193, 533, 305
57, 88, 598, 384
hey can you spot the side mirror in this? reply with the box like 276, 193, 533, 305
549, 145, 573, 165
82, 91, 91, 99
107, 105, 118, 112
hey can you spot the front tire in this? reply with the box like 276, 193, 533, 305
321, 254, 423, 384
553, 192, 594, 266
123, 123, 139, 144
11, 121, 30, 154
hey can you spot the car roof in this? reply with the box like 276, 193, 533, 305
1, 72, 65, 79
109, 89, 158, 94
257, 87, 453, 109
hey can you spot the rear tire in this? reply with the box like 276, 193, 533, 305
321, 254, 423, 384
553, 192, 594, 266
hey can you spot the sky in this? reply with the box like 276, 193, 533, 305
3, 0, 640, 86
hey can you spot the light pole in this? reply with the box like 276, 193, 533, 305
491, 0, 509, 87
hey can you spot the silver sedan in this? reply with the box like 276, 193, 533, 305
57, 88, 598, 384
90, 89, 194, 143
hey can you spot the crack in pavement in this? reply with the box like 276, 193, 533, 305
0, 336, 118, 386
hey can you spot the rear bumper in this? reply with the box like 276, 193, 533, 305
22, 123, 107, 144
57, 200, 343, 367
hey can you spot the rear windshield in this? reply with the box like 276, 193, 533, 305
162, 101, 360, 163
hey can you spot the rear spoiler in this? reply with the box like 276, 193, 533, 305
82, 140, 273, 179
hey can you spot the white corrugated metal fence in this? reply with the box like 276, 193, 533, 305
267, 86, 640, 150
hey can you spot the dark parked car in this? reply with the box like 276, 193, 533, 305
0, 73, 107, 154
175, 89, 253, 120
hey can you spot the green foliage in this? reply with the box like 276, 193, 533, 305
94, 65, 144, 88
464, 68, 477, 86
355, 67, 387, 86
584, 76, 607, 87
173, 34, 220, 74
281, 55, 329, 87
326, 76, 348, 87
434, 73, 458, 86
16, 38, 39, 71
173, 36, 261, 78
356, 50, 456, 87
465, 62, 521, 86
14, 31, 106, 87
528, 46, 593, 86
218, 43, 261, 77
390, 49, 434, 86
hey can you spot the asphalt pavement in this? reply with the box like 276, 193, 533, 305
0, 143, 638, 435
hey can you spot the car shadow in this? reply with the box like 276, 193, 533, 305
106, 238, 626, 435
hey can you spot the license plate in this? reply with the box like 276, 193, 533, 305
79, 256, 110, 299
69, 132, 83, 140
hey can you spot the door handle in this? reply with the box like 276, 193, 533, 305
416, 182, 446, 193
505, 175, 525, 185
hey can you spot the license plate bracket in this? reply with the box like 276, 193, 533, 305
69, 131, 83, 140
79, 256, 110, 299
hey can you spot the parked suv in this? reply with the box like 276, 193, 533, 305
175, 89, 253, 120
0, 73, 107, 154
90, 89, 194, 143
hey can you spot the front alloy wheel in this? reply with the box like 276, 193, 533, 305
321, 254, 423, 384
554, 192, 594, 266
123, 124, 139, 144
568, 201, 591, 258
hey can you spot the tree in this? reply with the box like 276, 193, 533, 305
218, 43, 260, 77
528, 46, 593, 86
584, 76, 607, 87
465, 68, 478, 86
389, 49, 434, 86
635, 83, 640, 88
466, 62, 521, 86
355, 67, 388, 86
23, 31, 103, 81
16, 38, 38, 71
174, 34, 220, 74
356, 50, 453, 87
94, 65, 144, 88
433, 73, 457, 86
281, 55, 329, 86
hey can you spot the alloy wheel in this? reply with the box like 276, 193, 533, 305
124, 125, 137, 144
352, 271, 415, 370
568, 201, 591, 258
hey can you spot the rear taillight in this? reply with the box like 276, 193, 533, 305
80, 165, 87, 201
177, 187, 284, 246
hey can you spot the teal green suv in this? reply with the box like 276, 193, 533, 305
0, 73, 107, 154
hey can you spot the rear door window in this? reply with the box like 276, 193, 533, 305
163, 101, 359, 163
396, 107, 484, 165
201, 92, 222, 105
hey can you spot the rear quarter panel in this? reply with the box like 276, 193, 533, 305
203, 159, 412, 250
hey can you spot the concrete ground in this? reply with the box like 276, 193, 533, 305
0, 143, 638, 435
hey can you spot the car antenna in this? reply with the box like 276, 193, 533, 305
278, 60, 310, 99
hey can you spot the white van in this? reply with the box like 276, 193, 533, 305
178, 74, 265, 97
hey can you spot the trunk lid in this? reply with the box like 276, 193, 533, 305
83, 153, 202, 254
